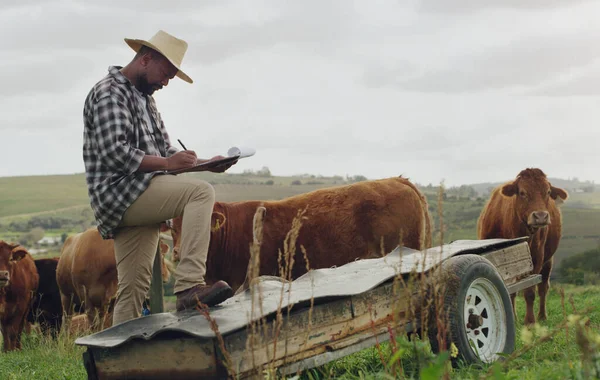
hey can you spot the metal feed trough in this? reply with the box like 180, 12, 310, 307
77, 237, 540, 379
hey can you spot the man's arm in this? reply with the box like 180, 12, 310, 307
138, 151, 198, 172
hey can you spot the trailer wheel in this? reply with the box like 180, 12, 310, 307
428, 254, 515, 365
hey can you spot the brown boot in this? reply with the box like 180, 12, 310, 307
176, 281, 233, 311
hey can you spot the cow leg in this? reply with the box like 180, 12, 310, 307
85, 306, 98, 332
86, 285, 110, 331
1, 323, 9, 351
2, 321, 19, 351
15, 314, 27, 350
523, 287, 536, 325
538, 259, 553, 322
91, 302, 111, 332
60, 293, 74, 334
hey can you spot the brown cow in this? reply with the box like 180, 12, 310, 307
170, 176, 432, 293
477, 168, 568, 325
56, 226, 174, 331
0, 241, 39, 351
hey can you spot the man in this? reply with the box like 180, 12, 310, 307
83, 30, 235, 325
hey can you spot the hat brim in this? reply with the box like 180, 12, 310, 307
124, 38, 193, 84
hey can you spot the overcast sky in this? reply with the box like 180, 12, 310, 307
1, 0, 599, 186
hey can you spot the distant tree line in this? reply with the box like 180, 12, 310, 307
558, 246, 600, 285
242, 166, 272, 177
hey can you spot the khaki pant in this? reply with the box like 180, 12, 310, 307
112, 174, 214, 325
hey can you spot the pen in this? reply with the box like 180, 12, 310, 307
177, 139, 188, 150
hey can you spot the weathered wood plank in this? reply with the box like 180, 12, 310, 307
225, 297, 354, 374
224, 282, 413, 377
482, 242, 533, 284
92, 337, 218, 380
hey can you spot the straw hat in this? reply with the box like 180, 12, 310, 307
124, 30, 193, 83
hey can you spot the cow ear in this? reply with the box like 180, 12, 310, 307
501, 183, 517, 197
10, 247, 28, 261
211, 212, 227, 232
550, 186, 568, 201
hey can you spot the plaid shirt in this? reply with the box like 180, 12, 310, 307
83, 66, 179, 239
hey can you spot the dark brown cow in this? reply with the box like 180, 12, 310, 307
27, 258, 63, 337
170, 176, 432, 293
0, 241, 39, 351
57, 227, 173, 331
477, 168, 568, 325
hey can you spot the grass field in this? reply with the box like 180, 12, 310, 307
0, 284, 597, 379
1, 172, 599, 270
0, 175, 90, 219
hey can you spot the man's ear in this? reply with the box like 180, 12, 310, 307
550, 186, 568, 201
10, 247, 28, 261
211, 212, 227, 232
139, 52, 152, 67
501, 182, 517, 197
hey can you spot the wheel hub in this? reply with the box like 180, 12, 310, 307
467, 312, 484, 329
463, 278, 507, 363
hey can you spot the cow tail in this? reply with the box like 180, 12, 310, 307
423, 201, 432, 249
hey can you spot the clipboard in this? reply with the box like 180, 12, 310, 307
167, 155, 240, 175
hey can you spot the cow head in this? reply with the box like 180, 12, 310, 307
167, 211, 227, 263
501, 168, 568, 231
0, 241, 28, 288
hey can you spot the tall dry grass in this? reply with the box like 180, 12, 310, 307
193, 181, 460, 379
189, 181, 599, 379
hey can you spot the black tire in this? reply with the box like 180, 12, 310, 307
426, 254, 515, 366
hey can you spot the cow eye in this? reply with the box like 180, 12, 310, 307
519, 190, 526, 197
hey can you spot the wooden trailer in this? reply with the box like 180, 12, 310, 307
76, 237, 540, 379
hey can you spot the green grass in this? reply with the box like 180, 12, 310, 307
301, 284, 600, 379
0, 332, 86, 379
0, 175, 90, 219
0, 173, 341, 220
1, 173, 599, 271
1, 286, 596, 380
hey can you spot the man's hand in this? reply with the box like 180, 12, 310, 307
208, 155, 238, 173
166, 150, 198, 171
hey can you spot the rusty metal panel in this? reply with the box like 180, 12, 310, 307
76, 238, 528, 350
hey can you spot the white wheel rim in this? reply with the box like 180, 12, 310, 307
463, 277, 507, 363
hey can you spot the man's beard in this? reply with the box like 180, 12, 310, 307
138, 74, 160, 95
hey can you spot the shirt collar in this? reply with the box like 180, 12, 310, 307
108, 66, 131, 85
